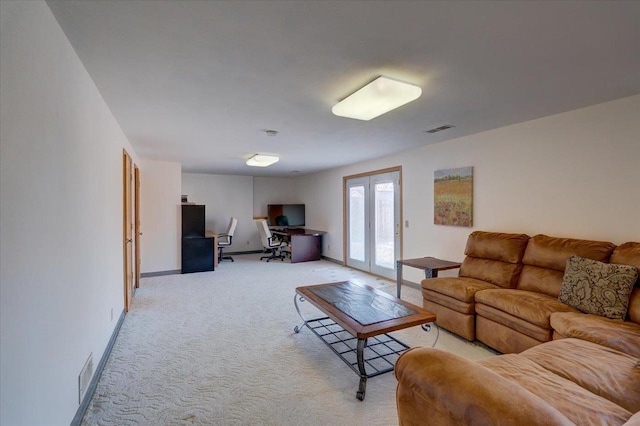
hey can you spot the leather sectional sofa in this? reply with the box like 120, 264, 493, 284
422, 231, 638, 353
396, 232, 640, 425
395, 337, 639, 425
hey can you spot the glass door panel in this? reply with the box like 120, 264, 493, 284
349, 185, 366, 262
346, 176, 369, 271
370, 172, 400, 278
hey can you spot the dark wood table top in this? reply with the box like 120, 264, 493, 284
398, 256, 461, 271
296, 281, 436, 339
272, 228, 326, 236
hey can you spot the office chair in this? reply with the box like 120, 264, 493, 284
218, 217, 238, 262
256, 219, 288, 262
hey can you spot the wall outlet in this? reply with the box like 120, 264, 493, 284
327, 244, 330, 252
405, 220, 409, 227
78, 353, 93, 403
110, 308, 113, 321
246, 240, 250, 245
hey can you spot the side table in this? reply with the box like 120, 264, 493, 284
396, 257, 461, 298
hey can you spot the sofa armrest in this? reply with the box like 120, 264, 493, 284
395, 348, 574, 426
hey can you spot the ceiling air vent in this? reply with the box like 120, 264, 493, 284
425, 125, 455, 134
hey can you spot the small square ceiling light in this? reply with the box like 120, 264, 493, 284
246, 154, 279, 167
332, 76, 422, 121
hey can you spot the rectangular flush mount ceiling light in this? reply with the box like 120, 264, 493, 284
332, 76, 422, 121
246, 154, 279, 167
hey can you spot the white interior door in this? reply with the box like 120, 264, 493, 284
346, 170, 400, 279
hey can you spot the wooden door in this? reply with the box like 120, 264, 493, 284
134, 165, 141, 289
123, 150, 134, 312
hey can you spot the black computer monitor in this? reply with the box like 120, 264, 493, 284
267, 204, 305, 227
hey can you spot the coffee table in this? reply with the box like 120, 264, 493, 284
293, 281, 437, 400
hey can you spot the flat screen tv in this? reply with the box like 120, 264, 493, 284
267, 204, 305, 227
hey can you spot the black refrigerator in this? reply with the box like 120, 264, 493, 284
181, 204, 214, 273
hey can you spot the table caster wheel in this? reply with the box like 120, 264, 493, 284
356, 390, 365, 401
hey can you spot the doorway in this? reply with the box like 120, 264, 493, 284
123, 150, 134, 313
134, 165, 141, 289
344, 167, 402, 280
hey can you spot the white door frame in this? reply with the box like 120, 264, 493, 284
343, 166, 402, 280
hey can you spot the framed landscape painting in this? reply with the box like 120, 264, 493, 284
434, 167, 473, 227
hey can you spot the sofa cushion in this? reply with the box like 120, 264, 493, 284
463, 231, 530, 263
628, 288, 640, 325
475, 289, 578, 328
517, 265, 565, 298
476, 305, 551, 343
423, 289, 476, 313
550, 311, 640, 357
558, 255, 638, 320
459, 257, 523, 289
610, 242, 640, 273
611, 242, 640, 323
522, 234, 616, 271
458, 231, 529, 289
518, 234, 616, 297
478, 352, 632, 425
519, 338, 640, 413
422, 276, 499, 303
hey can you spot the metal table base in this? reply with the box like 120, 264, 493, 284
297, 316, 408, 400
294, 295, 437, 400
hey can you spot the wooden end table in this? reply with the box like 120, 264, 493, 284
396, 257, 461, 298
293, 281, 437, 400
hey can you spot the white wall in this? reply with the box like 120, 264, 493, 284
182, 173, 260, 251
0, 2, 138, 425
252, 177, 300, 218
296, 95, 640, 281
140, 160, 182, 273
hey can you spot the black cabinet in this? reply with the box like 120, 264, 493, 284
181, 205, 214, 273
182, 204, 205, 237
182, 236, 214, 274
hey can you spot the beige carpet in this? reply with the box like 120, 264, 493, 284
82, 254, 494, 425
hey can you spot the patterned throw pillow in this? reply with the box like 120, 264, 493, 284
558, 255, 638, 320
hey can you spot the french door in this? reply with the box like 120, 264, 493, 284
345, 168, 401, 279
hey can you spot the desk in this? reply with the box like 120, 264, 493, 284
271, 228, 326, 263
205, 232, 219, 267
396, 257, 461, 298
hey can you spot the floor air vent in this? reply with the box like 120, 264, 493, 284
425, 124, 455, 134
78, 353, 93, 403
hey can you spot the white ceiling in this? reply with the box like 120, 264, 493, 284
47, 0, 640, 177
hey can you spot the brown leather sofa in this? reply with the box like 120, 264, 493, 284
422, 231, 639, 354
422, 231, 529, 341
395, 337, 640, 425
550, 242, 640, 358
475, 234, 617, 353
398, 235, 640, 425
